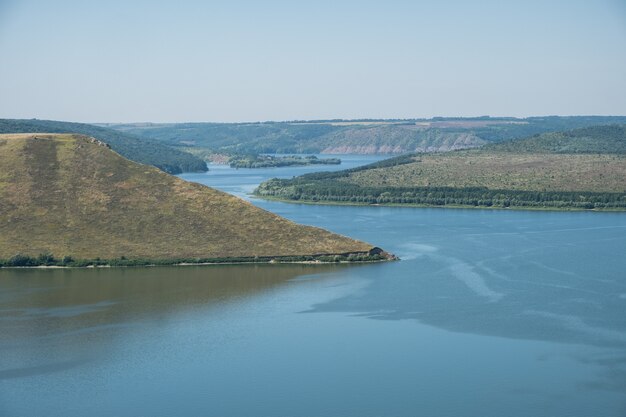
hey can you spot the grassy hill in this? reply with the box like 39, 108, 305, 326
107, 116, 626, 156
255, 125, 626, 210
0, 134, 390, 266
0, 119, 207, 174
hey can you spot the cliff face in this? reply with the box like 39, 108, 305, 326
318, 127, 487, 154
0, 134, 384, 262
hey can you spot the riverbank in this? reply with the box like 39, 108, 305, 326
254, 194, 626, 213
0, 250, 397, 268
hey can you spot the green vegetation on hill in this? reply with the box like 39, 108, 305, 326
0, 134, 391, 266
485, 125, 626, 154
107, 116, 626, 156
255, 125, 626, 210
0, 119, 207, 174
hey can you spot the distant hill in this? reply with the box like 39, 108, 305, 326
107, 116, 626, 156
0, 119, 207, 174
255, 125, 626, 211
486, 124, 626, 154
0, 134, 389, 266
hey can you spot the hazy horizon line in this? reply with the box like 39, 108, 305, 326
5, 114, 626, 126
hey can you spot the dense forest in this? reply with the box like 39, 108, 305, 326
0, 119, 207, 174
107, 116, 626, 156
257, 181, 626, 210
254, 125, 626, 211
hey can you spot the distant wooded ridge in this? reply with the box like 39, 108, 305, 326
105, 116, 626, 156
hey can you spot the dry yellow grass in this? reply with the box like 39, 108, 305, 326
344, 152, 626, 193
0, 134, 375, 260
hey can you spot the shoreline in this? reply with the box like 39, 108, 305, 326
1, 259, 390, 270
0, 251, 398, 269
253, 194, 626, 213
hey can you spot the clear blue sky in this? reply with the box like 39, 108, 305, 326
0, 0, 625, 122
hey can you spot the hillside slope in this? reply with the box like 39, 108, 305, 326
109, 116, 626, 156
255, 125, 626, 210
0, 119, 207, 174
0, 134, 386, 265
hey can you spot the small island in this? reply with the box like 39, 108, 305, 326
229, 154, 341, 169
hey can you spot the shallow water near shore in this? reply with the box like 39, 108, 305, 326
2, 155, 626, 417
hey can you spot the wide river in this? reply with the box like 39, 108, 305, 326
2, 155, 626, 417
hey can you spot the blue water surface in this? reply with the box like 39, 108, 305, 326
1, 155, 625, 417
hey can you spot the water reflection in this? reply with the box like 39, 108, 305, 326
0, 264, 348, 379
